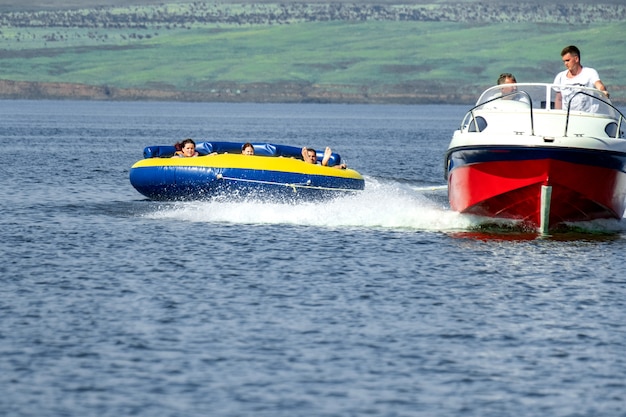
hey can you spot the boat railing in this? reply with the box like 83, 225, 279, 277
463, 83, 625, 139
564, 90, 625, 139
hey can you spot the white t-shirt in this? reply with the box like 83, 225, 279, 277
553, 66, 600, 112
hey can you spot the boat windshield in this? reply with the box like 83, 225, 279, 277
476, 83, 619, 118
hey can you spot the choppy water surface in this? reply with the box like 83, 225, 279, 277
1, 100, 625, 417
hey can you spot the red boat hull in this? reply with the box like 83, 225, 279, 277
447, 153, 626, 230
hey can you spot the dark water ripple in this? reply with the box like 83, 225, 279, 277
1, 101, 625, 417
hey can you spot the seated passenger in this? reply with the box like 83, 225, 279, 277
241, 142, 255, 155
301, 147, 347, 169
494, 73, 530, 104
301, 147, 317, 164
173, 138, 199, 158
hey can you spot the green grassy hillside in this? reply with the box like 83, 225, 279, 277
1, 2, 624, 103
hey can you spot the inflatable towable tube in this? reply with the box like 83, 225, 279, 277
130, 141, 365, 201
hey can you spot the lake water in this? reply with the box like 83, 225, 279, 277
1, 100, 625, 417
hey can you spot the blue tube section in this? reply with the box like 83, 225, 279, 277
130, 165, 364, 201
144, 141, 343, 166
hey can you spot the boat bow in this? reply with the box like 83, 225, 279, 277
445, 83, 626, 233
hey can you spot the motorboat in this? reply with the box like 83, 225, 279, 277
130, 141, 365, 201
444, 83, 626, 233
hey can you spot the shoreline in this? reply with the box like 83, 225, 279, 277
0, 79, 488, 105
1, 79, 623, 106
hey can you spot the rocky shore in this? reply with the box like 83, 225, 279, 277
0, 79, 481, 104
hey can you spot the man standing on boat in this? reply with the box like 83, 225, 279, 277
553, 45, 609, 112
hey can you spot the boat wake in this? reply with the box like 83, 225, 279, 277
144, 176, 626, 235
145, 176, 462, 231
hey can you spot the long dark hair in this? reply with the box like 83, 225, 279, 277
175, 138, 195, 151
